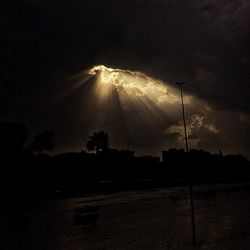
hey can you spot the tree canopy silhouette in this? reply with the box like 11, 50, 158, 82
0, 121, 29, 156
86, 131, 109, 154
29, 130, 54, 155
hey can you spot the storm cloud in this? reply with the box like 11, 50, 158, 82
1, 0, 249, 157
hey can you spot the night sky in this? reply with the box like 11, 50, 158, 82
1, 0, 250, 157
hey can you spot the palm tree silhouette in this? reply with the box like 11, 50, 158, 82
29, 130, 54, 156
86, 131, 109, 154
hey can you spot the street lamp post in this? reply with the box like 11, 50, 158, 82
176, 82, 196, 245
176, 82, 189, 152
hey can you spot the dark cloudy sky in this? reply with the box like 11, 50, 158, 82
1, 0, 250, 157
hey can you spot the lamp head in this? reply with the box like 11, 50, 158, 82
176, 82, 186, 86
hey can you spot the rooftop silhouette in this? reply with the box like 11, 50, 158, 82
1, 121, 249, 198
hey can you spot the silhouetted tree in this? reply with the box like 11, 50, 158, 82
0, 121, 29, 156
29, 130, 54, 155
86, 131, 109, 154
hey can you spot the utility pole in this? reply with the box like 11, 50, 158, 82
176, 82, 196, 245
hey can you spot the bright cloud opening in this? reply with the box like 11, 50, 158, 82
88, 65, 182, 107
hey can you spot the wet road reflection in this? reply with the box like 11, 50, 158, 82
1, 183, 250, 250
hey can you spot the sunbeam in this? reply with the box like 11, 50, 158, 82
82, 65, 222, 152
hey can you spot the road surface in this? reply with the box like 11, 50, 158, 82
1, 183, 250, 249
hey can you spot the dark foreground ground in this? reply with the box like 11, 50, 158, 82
1, 183, 250, 250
